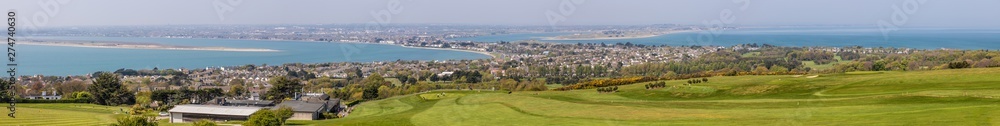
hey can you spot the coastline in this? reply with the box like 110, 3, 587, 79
337, 40, 496, 59
398, 45, 496, 59
233, 38, 498, 59
28, 37, 494, 59
22, 41, 281, 52
540, 30, 696, 41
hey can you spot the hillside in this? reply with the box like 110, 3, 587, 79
299, 68, 1000, 125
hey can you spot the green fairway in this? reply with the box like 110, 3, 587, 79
299, 68, 1000, 125
0, 103, 128, 126
802, 56, 848, 70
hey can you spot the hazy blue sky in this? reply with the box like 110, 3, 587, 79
2, 0, 999, 27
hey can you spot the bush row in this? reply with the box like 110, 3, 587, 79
12, 98, 91, 103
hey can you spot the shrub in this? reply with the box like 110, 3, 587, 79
14, 98, 91, 103
193, 119, 217, 126
557, 76, 656, 91
948, 61, 971, 69
596, 86, 619, 93
111, 115, 157, 126
645, 82, 667, 89
244, 109, 282, 126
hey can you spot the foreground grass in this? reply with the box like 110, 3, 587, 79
302, 68, 1000, 125
6, 68, 1000, 125
0, 103, 128, 126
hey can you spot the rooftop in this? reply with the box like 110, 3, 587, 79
168, 105, 263, 116
276, 100, 326, 113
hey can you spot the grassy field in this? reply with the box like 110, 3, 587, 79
6, 68, 1000, 125
298, 67, 1000, 125
0, 103, 128, 126
803, 56, 849, 70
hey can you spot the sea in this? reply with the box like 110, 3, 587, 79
453, 27, 1000, 50
16, 27, 1000, 76
18, 37, 491, 76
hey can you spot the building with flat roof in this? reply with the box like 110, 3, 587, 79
275, 100, 328, 120
168, 105, 263, 123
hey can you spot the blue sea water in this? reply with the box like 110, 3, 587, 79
453, 27, 1000, 49
17, 28, 1000, 76
18, 37, 491, 76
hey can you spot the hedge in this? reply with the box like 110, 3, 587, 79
9, 98, 92, 103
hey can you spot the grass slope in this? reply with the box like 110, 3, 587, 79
803, 56, 848, 70
0, 103, 128, 126
306, 68, 1000, 125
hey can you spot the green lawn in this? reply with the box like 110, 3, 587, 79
386, 78, 404, 86
0, 103, 128, 126
803, 56, 848, 70
298, 67, 1000, 125
7, 68, 1000, 125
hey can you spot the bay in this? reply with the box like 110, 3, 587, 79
453, 27, 1000, 50
18, 37, 491, 76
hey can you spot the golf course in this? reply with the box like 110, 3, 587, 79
3, 68, 1000, 125
0, 103, 127, 126
296, 67, 1000, 125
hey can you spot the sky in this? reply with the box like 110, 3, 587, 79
2, 0, 999, 28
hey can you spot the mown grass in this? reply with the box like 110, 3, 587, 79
803, 56, 848, 70
0, 103, 128, 126
9, 68, 1000, 125
305, 68, 1000, 125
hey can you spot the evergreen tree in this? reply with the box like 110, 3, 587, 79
264, 76, 302, 102
89, 73, 135, 105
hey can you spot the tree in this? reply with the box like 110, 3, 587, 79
362, 86, 379, 100
243, 109, 282, 126
111, 115, 157, 126
406, 77, 418, 85
429, 75, 439, 82
753, 66, 770, 74
702, 78, 709, 83
150, 90, 179, 104
192, 88, 225, 104
228, 78, 246, 95
770, 65, 789, 73
70, 91, 93, 99
264, 76, 302, 102
89, 73, 135, 105
230, 84, 246, 97
0, 79, 11, 101
56, 80, 88, 96
362, 74, 386, 100
274, 106, 294, 121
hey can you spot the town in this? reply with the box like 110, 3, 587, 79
8, 24, 1000, 125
